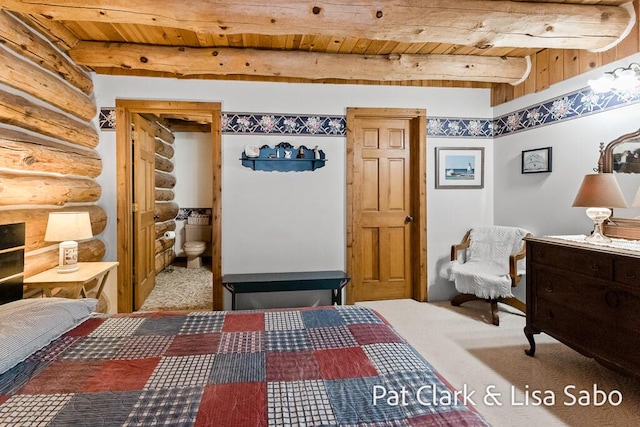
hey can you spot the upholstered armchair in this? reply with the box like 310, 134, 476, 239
448, 226, 531, 326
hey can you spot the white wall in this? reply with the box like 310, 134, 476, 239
493, 53, 640, 303
494, 52, 640, 236
173, 132, 213, 208
173, 132, 213, 256
93, 76, 494, 307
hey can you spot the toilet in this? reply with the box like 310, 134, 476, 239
183, 224, 212, 269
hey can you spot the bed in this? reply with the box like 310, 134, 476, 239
0, 298, 489, 426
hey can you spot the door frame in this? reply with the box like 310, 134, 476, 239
115, 99, 223, 312
346, 107, 427, 304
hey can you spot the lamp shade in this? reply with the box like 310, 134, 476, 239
572, 173, 628, 208
44, 212, 93, 242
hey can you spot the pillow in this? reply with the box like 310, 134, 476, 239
0, 298, 98, 374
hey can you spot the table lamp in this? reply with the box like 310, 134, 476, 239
572, 173, 628, 243
44, 212, 93, 273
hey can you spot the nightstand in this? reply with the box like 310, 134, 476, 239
24, 262, 119, 305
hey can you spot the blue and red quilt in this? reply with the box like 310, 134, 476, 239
0, 306, 488, 426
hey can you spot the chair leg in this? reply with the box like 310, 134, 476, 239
500, 297, 526, 315
451, 293, 482, 307
490, 300, 500, 326
452, 293, 506, 326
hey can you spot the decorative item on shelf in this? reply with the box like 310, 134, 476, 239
44, 212, 93, 273
244, 144, 259, 158
572, 173, 628, 243
240, 142, 326, 172
588, 62, 640, 93
187, 213, 210, 225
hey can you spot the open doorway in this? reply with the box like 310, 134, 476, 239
115, 100, 222, 312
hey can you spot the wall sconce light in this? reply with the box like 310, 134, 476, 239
588, 63, 640, 93
572, 173, 628, 243
44, 212, 93, 273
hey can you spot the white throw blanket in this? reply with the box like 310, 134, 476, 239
449, 226, 529, 299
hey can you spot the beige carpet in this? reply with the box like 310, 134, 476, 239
138, 264, 213, 311
358, 299, 640, 427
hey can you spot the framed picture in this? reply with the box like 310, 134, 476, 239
522, 147, 552, 174
435, 147, 484, 189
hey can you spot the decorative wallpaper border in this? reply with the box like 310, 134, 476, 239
100, 108, 492, 139
493, 86, 640, 137
427, 118, 493, 138
99, 85, 640, 139
99, 108, 116, 130
222, 113, 344, 136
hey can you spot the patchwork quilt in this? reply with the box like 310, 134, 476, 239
0, 306, 488, 426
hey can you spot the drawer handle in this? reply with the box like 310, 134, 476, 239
545, 310, 554, 320
590, 263, 600, 272
605, 291, 620, 309
625, 271, 636, 279
545, 285, 553, 293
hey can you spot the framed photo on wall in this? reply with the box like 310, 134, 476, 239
522, 147, 552, 174
435, 147, 484, 189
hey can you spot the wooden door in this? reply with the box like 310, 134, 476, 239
347, 108, 427, 303
132, 114, 157, 309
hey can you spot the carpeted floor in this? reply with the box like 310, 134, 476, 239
138, 263, 213, 311
358, 299, 640, 427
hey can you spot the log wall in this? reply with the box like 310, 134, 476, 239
492, 0, 640, 106
136, 115, 178, 274
0, 11, 105, 282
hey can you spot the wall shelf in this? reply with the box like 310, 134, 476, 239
240, 142, 326, 172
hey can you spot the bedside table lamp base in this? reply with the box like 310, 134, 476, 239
57, 240, 79, 273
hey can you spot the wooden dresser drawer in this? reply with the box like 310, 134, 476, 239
533, 265, 640, 331
529, 241, 612, 280
613, 258, 640, 287
525, 237, 640, 378
534, 298, 640, 373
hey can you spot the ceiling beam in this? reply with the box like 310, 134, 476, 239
16, 12, 81, 51
2, 1, 635, 51
69, 41, 531, 84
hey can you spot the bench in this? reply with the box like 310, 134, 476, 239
222, 270, 350, 310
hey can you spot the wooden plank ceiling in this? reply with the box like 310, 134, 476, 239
1, 0, 636, 124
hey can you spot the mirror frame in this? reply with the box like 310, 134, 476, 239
598, 128, 640, 174
599, 127, 640, 240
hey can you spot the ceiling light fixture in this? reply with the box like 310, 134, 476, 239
588, 63, 640, 93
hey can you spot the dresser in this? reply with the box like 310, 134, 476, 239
525, 236, 640, 377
